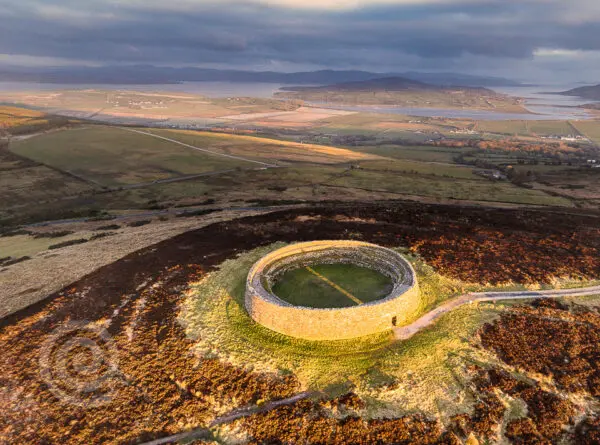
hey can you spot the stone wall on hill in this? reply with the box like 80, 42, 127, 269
245, 240, 420, 341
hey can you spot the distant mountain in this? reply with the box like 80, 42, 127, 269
557, 84, 600, 101
0, 65, 523, 88
281, 76, 433, 92
280, 77, 498, 95
401, 71, 523, 87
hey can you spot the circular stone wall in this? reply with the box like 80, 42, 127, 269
245, 241, 420, 341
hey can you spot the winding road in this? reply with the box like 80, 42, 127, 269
394, 284, 600, 340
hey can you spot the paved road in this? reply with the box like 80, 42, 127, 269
121, 127, 278, 168
394, 284, 600, 340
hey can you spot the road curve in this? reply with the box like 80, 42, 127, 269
394, 284, 600, 340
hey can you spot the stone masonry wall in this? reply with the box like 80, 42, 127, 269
245, 241, 420, 341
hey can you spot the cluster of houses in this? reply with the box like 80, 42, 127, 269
475, 169, 508, 180
450, 128, 479, 135
106, 94, 168, 110
542, 134, 590, 143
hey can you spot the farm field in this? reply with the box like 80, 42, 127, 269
570, 120, 600, 144
271, 263, 393, 308
0, 105, 46, 128
145, 128, 379, 164
323, 168, 572, 206
0, 146, 577, 228
0, 90, 301, 122
2, 114, 592, 228
357, 158, 478, 179
0, 147, 96, 210
528, 120, 579, 136
0, 164, 93, 207
474, 120, 531, 135
351, 145, 465, 163
473, 119, 582, 137
10, 126, 258, 187
0, 105, 72, 135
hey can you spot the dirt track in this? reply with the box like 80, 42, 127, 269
395, 284, 600, 340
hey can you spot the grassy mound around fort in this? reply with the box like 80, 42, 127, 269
178, 242, 533, 417
271, 263, 393, 308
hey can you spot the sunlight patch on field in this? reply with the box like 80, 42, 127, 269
150, 128, 382, 163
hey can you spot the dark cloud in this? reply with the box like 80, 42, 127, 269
0, 0, 599, 80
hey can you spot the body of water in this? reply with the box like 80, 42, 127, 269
493, 84, 598, 120
0, 81, 598, 121
315, 84, 599, 121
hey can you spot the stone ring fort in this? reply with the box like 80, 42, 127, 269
245, 240, 420, 340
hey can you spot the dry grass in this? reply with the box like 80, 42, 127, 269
0, 208, 275, 318
147, 128, 383, 164
0, 106, 46, 129
0, 165, 94, 208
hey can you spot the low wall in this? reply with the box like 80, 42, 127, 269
245, 241, 420, 341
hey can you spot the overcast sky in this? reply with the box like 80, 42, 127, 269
1, 0, 599, 83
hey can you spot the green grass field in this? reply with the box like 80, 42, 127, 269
358, 158, 478, 179
323, 168, 572, 205
528, 120, 577, 136
10, 126, 255, 187
271, 264, 393, 308
475, 120, 530, 136
570, 120, 600, 144
146, 128, 375, 165
353, 145, 465, 164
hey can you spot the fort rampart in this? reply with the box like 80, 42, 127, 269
245, 241, 420, 340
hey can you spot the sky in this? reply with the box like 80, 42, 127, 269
0, 0, 599, 84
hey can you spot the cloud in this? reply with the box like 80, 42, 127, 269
0, 0, 599, 81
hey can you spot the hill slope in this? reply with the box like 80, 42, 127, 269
558, 84, 600, 100
281, 76, 433, 92
275, 77, 520, 111
281, 77, 497, 94
0, 65, 522, 87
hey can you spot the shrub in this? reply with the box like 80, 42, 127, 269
0, 256, 31, 267
127, 220, 152, 227
48, 239, 88, 250
86, 213, 116, 222
95, 224, 121, 231
32, 230, 74, 239
0, 229, 31, 237
90, 232, 116, 241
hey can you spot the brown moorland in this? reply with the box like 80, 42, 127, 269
1, 202, 600, 444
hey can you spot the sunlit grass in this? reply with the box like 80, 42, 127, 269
178, 243, 515, 417
179, 243, 599, 418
